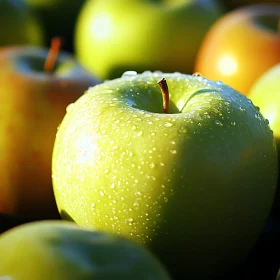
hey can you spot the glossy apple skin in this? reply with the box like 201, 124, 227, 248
23, 0, 85, 52
52, 72, 278, 278
0, 220, 170, 280
248, 64, 280, 218
0, 0, 45, 47
0, 46, 99, 219
195, 4, 280, 96
74, 0, 223, 80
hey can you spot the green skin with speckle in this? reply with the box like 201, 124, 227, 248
0, 220, 170, 280
52, 72, 278, 278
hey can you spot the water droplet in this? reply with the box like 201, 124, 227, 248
215, 120, 223, 126
149, 163, 155, 168
127, 218, 134, 224
91, 202, 95, 208
132, 125, 136, 130
164, 122, 173, 127
99, 191, 104, 196
122, 71, 137, 77
192, 72, 202, 76
265, 119, 269, 124
112, 200, 117, 204
170, 150, 177, 154
114, 216, 119, 220
137, 131, 143, 136
66, 103, 74, 113
104, 169, 109, 174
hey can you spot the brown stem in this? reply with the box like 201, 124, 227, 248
44, 37, 62, 73
158, 78, 169, 114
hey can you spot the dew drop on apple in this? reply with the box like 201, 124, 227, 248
215, 120, 223, 126
99, 191, 104, 196
164, 122, 173, 127
136, 131, 143, 136
170, 149, 177, 154
127, 217, 134, 224
149, 163, 155, 169
66, 103, 75, 113
122, 70, 137, 78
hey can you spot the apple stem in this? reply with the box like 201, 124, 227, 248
44, 37, 62, 73
158, 78, 169, 114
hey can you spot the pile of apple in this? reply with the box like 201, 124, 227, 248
0, 0, 280, 279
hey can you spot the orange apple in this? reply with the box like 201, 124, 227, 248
195, 4, 280, 96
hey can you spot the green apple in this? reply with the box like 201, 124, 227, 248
52, 71, 278, 278
74, 0, 224, 81
0, 45, 100, 219
0, 220, 170, 279
0, 0, 45, 47
276, 269, 280, 280
248, 64, 280, 218
23, 0, 85, 52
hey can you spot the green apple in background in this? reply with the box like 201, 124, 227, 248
0, 0, 45, 47
0, 45, 100, 219
52, 71, 278, 279
248, 64, 280, 219
276, 269, 280, 280
74, 0, 224, 81
0, 220, 170, 279
23, 0, 86, 52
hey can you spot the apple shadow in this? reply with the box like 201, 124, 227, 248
59, 209, 76, 223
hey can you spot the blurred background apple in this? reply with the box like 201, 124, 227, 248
195, 3, 280, 96
23, 0, 86, 52
247, 63, 280, 219
74, 0, 224, 81
0, 43, 100, 219
0, 0, 45, 47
